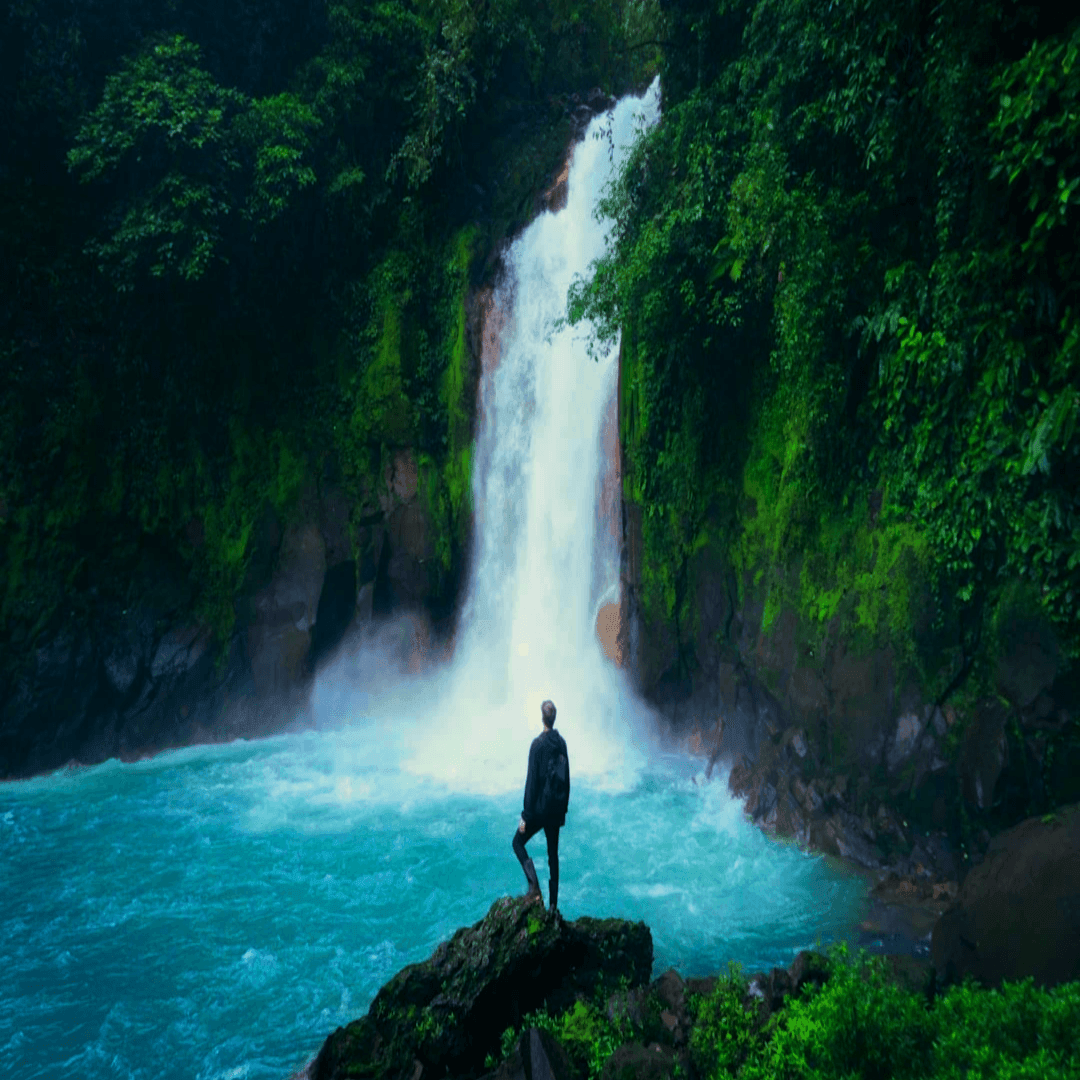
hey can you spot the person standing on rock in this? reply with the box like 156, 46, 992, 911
514, 699, 570, 914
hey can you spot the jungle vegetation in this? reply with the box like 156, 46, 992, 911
488, 945, 1080, 1080
0, 0, 660, 665
569, 0, 1080, 704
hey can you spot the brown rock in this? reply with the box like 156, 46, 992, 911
599, 1042, 675, 1080
931, 803, 1080, 989
789, 666, 828, 717
247, 522, 326, 695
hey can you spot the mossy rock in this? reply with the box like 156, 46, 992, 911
313, 897, 653, 1080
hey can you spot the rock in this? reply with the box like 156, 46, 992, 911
606, 985, 651, 1029
958, 701, 1008, 811
879, 955, 934, 999
103, 643, 140, 697
995, 615, 1061, 708
150, 626, 211, 680
743, 951, 829, 1022
599, 1042, 675, 1080
312, 897, 653, 1080
486, 1028, 575, 1080
931, 803, 1080, 989
788, 666, 828, 719
247, 522, 326, 696
787, 727, 809, 760
887, 711, 924, 773
809, 811, 885, 869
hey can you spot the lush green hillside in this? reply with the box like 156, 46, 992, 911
0, 0, 659, 672
569, 0, 1079, 816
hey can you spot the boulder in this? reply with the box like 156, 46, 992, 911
931, 803, 1080, 989
484, 1028, 575, 1080
744, 950, 830, 1022
312, 898, 653, 1080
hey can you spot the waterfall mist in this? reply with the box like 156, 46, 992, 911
312, 82, 664, 796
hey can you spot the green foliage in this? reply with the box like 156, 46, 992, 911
931, 977, 1080, 1080
569, 0, 1080, 695
688, 963, 756, 1079
67, 35, 248, 283
2, 0, 655, 671
688, 947, 1080, 1080
502, 993, 641, 1080
238, 92, 321, 225
741, 948, 936, 1080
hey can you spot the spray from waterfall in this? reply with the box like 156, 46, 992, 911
314, 80, 663, 795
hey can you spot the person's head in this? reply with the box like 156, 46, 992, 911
541, 700, 557, 729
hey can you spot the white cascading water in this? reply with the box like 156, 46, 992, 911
361, 83, 663, 793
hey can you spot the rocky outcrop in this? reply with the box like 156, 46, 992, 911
0, 455, 453, 778
487, 1028, 576, 1080
619, 491, 1078, 895
931, 803, 1080, 989
311, 896, 652, 1080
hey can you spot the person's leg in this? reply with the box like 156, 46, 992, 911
544, 824, 560, 912
512, 821, 544, 902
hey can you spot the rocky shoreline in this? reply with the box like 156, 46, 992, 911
296, 851, 1080, 1080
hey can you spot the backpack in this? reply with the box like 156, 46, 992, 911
539, 739, 569, 821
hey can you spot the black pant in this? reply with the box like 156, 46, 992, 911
512, 820, 559, 888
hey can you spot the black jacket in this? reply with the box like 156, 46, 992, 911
522, 727, 569, 827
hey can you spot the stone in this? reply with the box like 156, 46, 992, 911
247, 522, 327, 696
599, 1042, 675, 1080
606, 986, 650, 1029
103, 646, 140, 697
788, 666, 828, 718
150, 626, 211, 680
488, 1028, 575, 1080
313, 898, 653, 1080
995, 615, 1061, 708
809, 811, 884, 869
958, 701, 1008, 811
887, 711, 924, 774
355, 580, 375, 624
788, 728, 808, 759
931, 803, 1080, 989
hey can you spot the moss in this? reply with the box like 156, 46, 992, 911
726, 391, 936, 677
187, 421, 308, 644
350, 299, 418, 449
419, 225, 479, 592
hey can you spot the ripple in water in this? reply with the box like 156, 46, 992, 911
1, 733, 866, 1079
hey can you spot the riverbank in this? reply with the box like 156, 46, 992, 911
299, 894, 1080, 1080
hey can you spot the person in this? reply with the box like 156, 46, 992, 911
513, 699, 569, 913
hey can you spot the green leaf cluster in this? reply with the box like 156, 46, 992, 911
689, 946, 1080, 1080
568, 0, 1080, 681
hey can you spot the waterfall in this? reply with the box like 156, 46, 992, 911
386, 82, 663, 792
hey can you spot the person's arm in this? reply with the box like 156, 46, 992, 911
522, 740, 540, 824
565, 739, 570, 810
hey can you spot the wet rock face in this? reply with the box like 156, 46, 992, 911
931, 803, 1080, 990
0, 449, 457, 777
312, 897, 653, 1080
247, 521, 327, 696
619, 505, 1077, 890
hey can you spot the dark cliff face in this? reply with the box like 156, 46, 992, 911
0, 89, 622, 781
618, 486, 1079, 884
